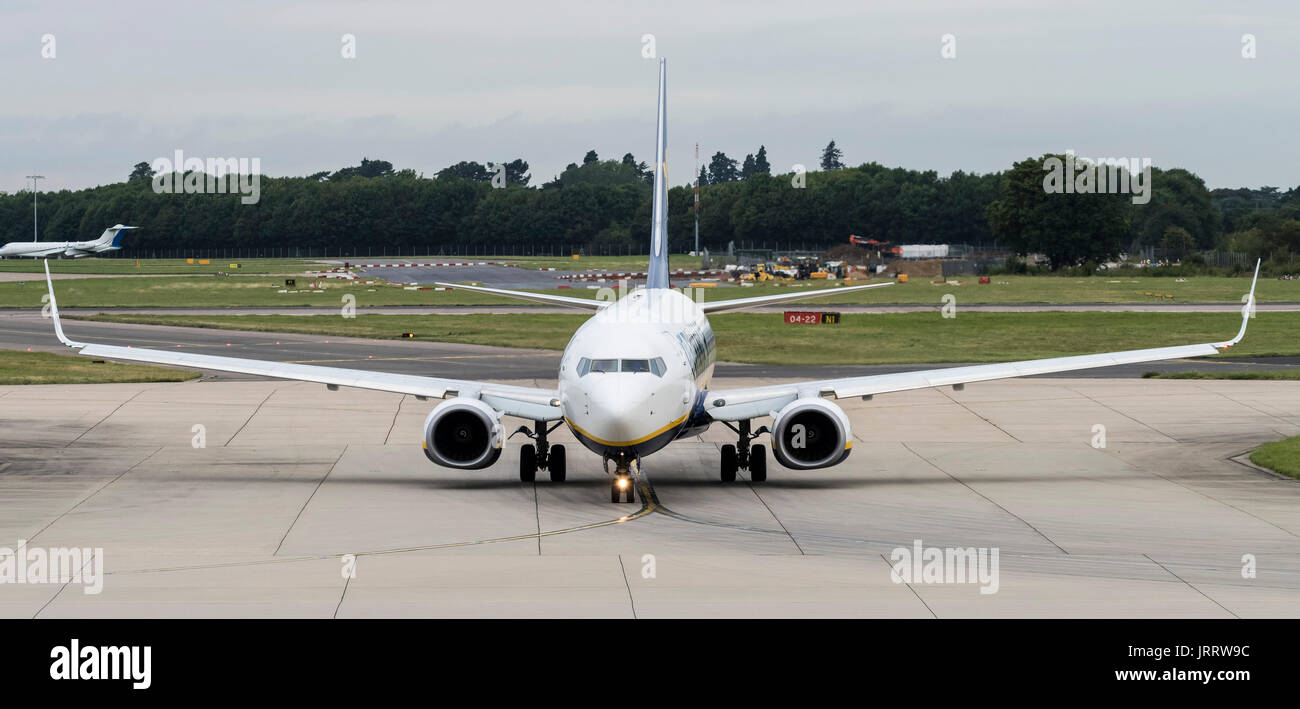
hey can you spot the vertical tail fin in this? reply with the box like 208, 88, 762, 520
96, 224, 136, 249
646, 58, 670, 290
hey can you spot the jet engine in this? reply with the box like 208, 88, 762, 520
770, 397, 852, 469
421, 397, 503, 469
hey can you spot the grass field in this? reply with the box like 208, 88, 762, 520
6, 272, 1296, 309
1142, 370, 1300, 380
0, 349, 198, 385
1250, 436, 1300, 479
74, 311, 1300, 365
0, 257, 323, 275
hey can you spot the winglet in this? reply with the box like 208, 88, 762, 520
43, 260, 84, 349
1215, 258, 1260, 349
646, 57, 670, 290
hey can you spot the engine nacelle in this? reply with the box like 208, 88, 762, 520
421, 397, 503, 469
770, 397, 852, 470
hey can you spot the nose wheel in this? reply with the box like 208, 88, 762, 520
720, 419, 769, 483
512, 420, 566, 483
604, 455, 638, 503
611, 475, 635, 503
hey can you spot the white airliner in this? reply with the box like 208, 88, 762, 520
1, 224, 136, 259
42, 59, 1260, 503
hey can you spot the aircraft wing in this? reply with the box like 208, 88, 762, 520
700, 281, 894, 314
43, 262, 561, 421
705, 262, 1260, 421
433, 282, 609, 311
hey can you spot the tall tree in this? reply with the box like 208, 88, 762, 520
436, 161, 491, 182
753, 145, 771, 175
583, 150, 599, 165
740, 153, 757, 180
820, 141, 844, 171
128, 161, 155, 182
708, 152, 739, 183
986, 153, 1131, 269
332, 157, 395, 180
504, 159, 531, 187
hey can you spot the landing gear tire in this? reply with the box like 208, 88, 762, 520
721, 444, 738, 482
611, 476, 635, 503
519, 444, 537, 482
549, 445, 567, 482
750, 444, 767, 482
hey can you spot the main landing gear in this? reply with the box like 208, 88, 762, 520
719, 419, 769, 483
512, 420, 566, 483
605, 454, 637, 504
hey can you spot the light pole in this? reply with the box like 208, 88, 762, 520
693, 144, 699, 255
25, 174, 45, 241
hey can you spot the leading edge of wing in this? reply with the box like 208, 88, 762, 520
700, 280, 894, 314
706, 261, 1261, 420
433, 282, 609, 310
42, 261, 560, 420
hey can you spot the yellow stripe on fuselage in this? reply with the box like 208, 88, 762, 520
564, 413, 688, 448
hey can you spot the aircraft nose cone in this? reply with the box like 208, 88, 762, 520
577, 378, 660, 445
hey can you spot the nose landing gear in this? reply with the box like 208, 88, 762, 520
719, 419, 769, 483
604, 454, 638, 504
511, 420, 566, 483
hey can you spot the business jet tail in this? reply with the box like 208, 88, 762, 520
95, 224, 137, 251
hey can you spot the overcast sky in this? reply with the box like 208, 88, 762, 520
2, 0, 1297, 194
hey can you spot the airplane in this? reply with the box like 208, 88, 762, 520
41, 59, 1261, 503
0, 224, 136, 259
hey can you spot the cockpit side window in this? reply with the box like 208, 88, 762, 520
649, 357, 666, 377
576, 357, 591, 376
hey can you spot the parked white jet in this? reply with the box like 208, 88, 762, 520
0, 224, 136, 259
42, 59, 1260, 502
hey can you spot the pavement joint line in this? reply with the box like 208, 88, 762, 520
878, 553, 938, 618
1097, 445, 1300, 540
32, 554, 99, 619
1192, 382, 1299, 427
274, 445, 349, 556
65, 386, 153, 448
1062, 384, 1177, 442
617, 555, 637, 619
936, 388, 1022, 443
333, 573, 352, 620
742, 473, 806, 555
1143, 554, 1240, 619
900, 441, 1069, 555
26, 446, 165, 546
224, 386, 281, 446
382, 394, 405, 445
532, 474, 541, 556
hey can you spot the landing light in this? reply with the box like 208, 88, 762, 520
617, 478, 629, 490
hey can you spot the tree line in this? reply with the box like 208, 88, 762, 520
1, 146, 1296, 271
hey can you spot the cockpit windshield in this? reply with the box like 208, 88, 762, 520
576, 357, 666, 377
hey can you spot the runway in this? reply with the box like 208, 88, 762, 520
1, 375, 1297, 617
1, 310, 1298, 381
